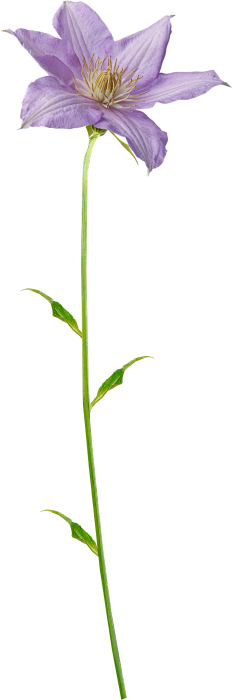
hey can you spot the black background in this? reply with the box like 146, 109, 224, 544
0, 2, 232, 699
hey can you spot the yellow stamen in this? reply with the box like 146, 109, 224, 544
73, 54, 149, 109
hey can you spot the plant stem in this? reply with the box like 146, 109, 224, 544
81, 132, 127, 699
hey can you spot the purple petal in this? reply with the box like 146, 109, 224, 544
20, 76, 103, 129
53, 1, 113, 66
111, 15, 172, 90
141, 70, 224, 107
95, 108, 168, 172
7, 28, 81, 86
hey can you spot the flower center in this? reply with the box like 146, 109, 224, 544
73, 55, 149, 109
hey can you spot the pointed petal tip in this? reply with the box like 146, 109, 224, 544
2, 29, 16, 41
222, 81, 231, 87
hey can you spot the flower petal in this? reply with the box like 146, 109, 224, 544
20, 76, 103, 129
53, 1, 113, 65
7, 28, 81, 86
94, 108, 168, 173
105, 16, 171, 89
141, 70, 224, 107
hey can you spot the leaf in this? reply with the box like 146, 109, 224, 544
22, 288, 82, 337
91, 355, 152, 409
41, 509, 98, 556
109, 131, 138, 165
91, 369, 124, 408
86, 124, 93, 137
71, 522, 98, 555
121, 356, 151, 371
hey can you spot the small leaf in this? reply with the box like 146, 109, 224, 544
86, 124, 93, 137
70, 522, 98, 556
91, 369, 124, 408
42, 510, 72, 525
22, 288, 82, 337
91, 355, 152, 409
41, 510, 98, 556
110, 131, 138, 165
121, 357, 150, 371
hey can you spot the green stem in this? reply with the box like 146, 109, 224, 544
81, 132, 127, 699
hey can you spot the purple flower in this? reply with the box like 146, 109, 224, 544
7, 1, 227, 172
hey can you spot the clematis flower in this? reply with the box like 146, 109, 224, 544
6, 1, 227, 172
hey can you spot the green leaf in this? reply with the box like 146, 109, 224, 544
121, 356, 151, 371
91, 369, 124, 408
91, 355, 152, 409
71, 522, 98, 555
109, 131, 138, 165
22, 288, 82, 338
86, 124, 93, 137
41, 509, 98, 556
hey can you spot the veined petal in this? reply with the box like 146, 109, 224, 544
20, 76, 103, 129
53, 1, 113, 65
7, 28, 81, 86
141, 70, 224, 107
95, 109, 168, 173
112, 14, 172, 90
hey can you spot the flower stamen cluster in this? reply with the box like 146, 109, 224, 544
73, 54, 149, 108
